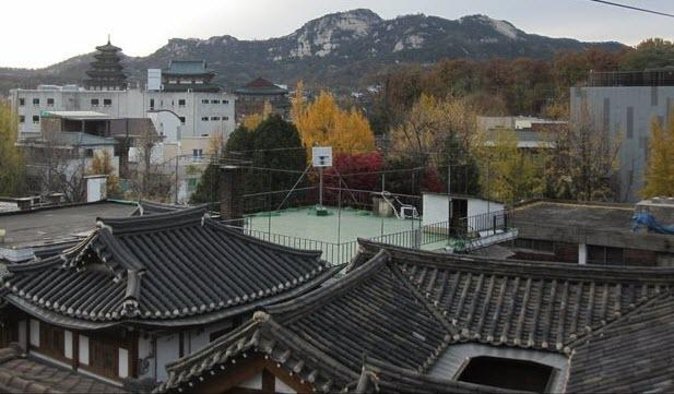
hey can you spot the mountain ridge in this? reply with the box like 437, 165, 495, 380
0, 9, 625, 93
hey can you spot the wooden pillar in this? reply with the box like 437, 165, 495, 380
72, 331, 80, 370
129, 330, 139, 378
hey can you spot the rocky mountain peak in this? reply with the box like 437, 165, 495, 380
460, 14, 523, 40
286, 9, 383, 58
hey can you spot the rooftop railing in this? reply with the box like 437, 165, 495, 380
221, 209, 512, 265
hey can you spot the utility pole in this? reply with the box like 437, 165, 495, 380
174, 155, 179, 203
447, 154, 452, 236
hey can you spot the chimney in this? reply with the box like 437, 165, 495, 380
219, 165, 244, 225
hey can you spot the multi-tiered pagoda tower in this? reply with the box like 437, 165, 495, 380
84, 38, 127, 91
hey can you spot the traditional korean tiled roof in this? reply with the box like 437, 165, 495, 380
566, 292, 674, 393
371, 240, 673, 352
163, 60, 213, 76
155, 240, 674, 393
234, 77, 287, 95
0, 344, 125, 393
1, 207, 337, 329
131, 200, 187, 216
156, 250, 458, 393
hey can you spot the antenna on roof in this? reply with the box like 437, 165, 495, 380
107, 33, 111, 45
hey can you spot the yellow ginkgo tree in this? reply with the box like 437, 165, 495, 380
642, 115, 674, 198
291, 83, 375, 157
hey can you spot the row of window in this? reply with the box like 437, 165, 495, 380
200, 99, 230, 105
150, 98, 229, 108
19, 98, 55, 107
201, 116, 229, 121
21, 114, 225, 125
20, 97, 230, 108
18, 97, 113, 107
91, 99, 113, 107
19, 115, 39, 124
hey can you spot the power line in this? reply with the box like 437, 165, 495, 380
587, 0, 674, 18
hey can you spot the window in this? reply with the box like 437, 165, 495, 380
201, 116, 209, 121
211, 99, 220, 104
84, 149, 95, 158
211, 116, 220, 121
19, 98, 25, 106
103, 99, 112, 107
91, 98, 99, 107
150, 99, 155, 109
458, 356, 555, 392
32, 115, 39, 124
192, 149, 203, 161
179, 116, 186, 124
178, 99, 186, 107
32, 98, 40, 106
202, 99, 209, 104
588, 245, 625, 266
47, 98, 54, 107
223, 116, 229, 121
19, 115, 25, 123
513, 238, 554, 253
223, 100, 229, 105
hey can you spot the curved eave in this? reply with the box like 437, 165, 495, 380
6, 264, 341, 331
132, 263, 341, 328
7, 295, 118, 330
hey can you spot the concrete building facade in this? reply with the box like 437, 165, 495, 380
570, 76, 674, 202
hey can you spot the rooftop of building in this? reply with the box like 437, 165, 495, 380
240, 206, 440, 264
587, 68, 674, 87
235, 77, 288, 95
1, 206, 339, 330
0, 345, 126, 393
41, 110, 115, 120
0, 200, 137, 250
163, 60, 214, 76
156, 240, 674, 393
512, 200, 634, 233
20, 131, 118, 147
511, 199, 674, 253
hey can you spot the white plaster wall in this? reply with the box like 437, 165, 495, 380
239, 372, 263, 389
118, 348, 129, 378
275, 377, 297, 393
148, 111, 181, 143
137, 334, 155, 380
18, 320, 27, 350
79, 335, 90, 365
29, 319, 40, 347
422, 193, 449, 226
64, 330, 73, 359
156, 334, 180, 382
187, 320, 233, 355
467, 198, 504, 218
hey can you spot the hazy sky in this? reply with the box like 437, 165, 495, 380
2, 0, 672, 68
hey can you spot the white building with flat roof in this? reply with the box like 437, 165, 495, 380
9, 85, 236, 142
